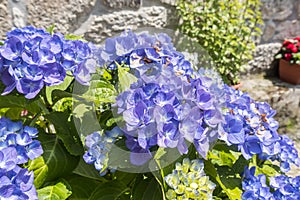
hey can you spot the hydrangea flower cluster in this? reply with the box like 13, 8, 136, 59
267, 135, 300, 173
100, 31, 226, 166
270, 174, 300, 199
98, 30, 194, 78
164, 158, 215, 200
115, 65, 224, 165
221, 86, 279, 157
83, 127, 123, 175
0, 117, 43, 164
242, 167, 274, 199
0, 117, 43, 199
242, 167, 300, 199
219, 85, 300, 173
0, 26, 96, 99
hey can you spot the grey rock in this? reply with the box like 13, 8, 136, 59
243, 43, 281, 75
261, 0, 294, 21
160, 0, 176, 6
262, 20, 276, 42
27, 0, 96, 34
0, 0, 12, 39
12, 7, 25, 27
274, 20, 300, 41
85, 6, 168, 44
102, 0, 141, 9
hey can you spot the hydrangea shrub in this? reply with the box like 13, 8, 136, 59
0, 26, 298, 199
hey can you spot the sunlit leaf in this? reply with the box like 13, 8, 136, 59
37, 182, 72, 200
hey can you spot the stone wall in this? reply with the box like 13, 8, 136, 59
261, 0, 300, 43
0, 0, 179, 44
1, 0, 300, 45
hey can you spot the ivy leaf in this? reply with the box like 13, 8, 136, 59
27, 156, 48, 189
37, 182, 72, 200
38, 130, 80, 182
46, 74, 74, 105
89, 180, 129, 200
45, 111, 83, 156
117, 63, 138, 93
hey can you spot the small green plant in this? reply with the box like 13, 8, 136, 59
176, 0, 263, 85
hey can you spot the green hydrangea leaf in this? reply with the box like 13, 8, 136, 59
89, 180, 130, 200
132, 176, 163, 200
46, 74, 74, 105
117, 63, 138, 93
38, 130, 80, 182
37, 182, 72, 200
27, 156, 49, 189
44, 111, 83, 156
65, 174, 104, 199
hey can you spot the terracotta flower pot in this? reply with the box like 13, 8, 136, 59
279, 59, 300, 85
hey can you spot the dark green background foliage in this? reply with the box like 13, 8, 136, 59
176, 0, 263, 84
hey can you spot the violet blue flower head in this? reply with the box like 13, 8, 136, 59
221, 85, 283, 160
265, 135, 300, 173
242, 167, 274, 200
0, 117, 43, 164
0, 165, 38, 200
270, 175, 300, 199
115, 63, 225, 164
98, 30, 194, 79
83, 127, 123, 175
0, 26, 98, 98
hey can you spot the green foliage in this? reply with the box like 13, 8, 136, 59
117, 63, 138, 93
204, 146, 243, 199
37, 182, 72, 200
46, 73, 74, 105
176, 0, 263, 84
28, 156, 49, 188
37, 130, 80, 183
44, 111, 83, 156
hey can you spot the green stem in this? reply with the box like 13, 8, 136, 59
154, 159, 167, 200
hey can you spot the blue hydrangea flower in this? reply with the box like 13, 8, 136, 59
270, 175, 300, 199
115, 65, 224, 165
220, 85, 283, 160
242, 167, 274, 200
0, 121, 40, 199
0, 117, 43, 164
97, 30, 194, 78
265, 135, 300, 173
242, 167, 300, 200
0, 165, 37, 200
164, 158, 215, 200
83, 127, 123, 176
0, 26, 97, 98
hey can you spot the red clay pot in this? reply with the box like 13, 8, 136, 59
279, 59, 300, 85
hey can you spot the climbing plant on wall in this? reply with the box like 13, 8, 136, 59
176, 0, 263, 85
